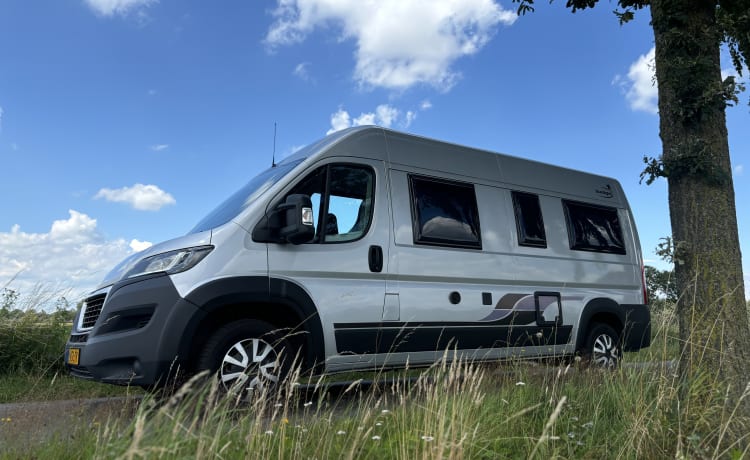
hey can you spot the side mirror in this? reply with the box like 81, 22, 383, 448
277, 194, 315, 244
251, 194, 315, 244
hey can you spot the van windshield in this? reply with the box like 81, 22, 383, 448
190, 160, 302, 234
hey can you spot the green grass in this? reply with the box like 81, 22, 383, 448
5, 301, 749, 459
626, 306, 680, 363
0, 372, 141, 404
4, 342, 749, 459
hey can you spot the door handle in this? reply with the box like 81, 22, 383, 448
368, 245, 383, 273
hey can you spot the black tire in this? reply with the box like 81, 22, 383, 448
583, 323, 621, 368
197, 319, 295, 397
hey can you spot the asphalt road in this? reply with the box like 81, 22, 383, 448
0, 396, 142, 454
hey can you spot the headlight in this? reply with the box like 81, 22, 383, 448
125, 246, 213, 279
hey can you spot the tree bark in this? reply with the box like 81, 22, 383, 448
651, 0, 750, 428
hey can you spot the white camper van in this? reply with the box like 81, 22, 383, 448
66, 126, 650, 391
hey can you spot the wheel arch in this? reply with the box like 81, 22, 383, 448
178, 276, 325, 375
575, 297, 625, 352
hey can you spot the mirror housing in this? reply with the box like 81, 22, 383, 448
252, 194, 314, 244
279, 194, 315, 244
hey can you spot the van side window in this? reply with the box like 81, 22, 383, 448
408, 175, 481, 249
511, 191, 547, 248
287, 164, 375, 243
563, 200, 626, 254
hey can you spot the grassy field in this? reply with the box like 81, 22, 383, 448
3, 300, 750, 458
0, 372, 139, 404
2, 307, 749, 459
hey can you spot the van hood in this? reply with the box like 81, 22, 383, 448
95, 230, 213, 291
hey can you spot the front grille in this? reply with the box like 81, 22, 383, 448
80, 294, 106, 330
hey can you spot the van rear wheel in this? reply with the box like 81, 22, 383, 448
583, 323, 621, 368
197, 319, 293, 397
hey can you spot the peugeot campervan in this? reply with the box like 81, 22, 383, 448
66, 126, 651, 392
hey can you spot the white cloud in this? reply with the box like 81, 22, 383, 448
266, 0, 516, 91
352, 112, 376, 126
614, 47, 658, 114
150, 144, 169, 152
327, 109, 352, 134
83, 0, 156, 17
129, 239, 153, 252
404, 110, 417, 128
375, 104, 399, 127
293, 62, 312, 81
327, 104, 398, 134
95, 183, 175, 211
327, 102, 431, 134
0, 211, 140, 302
615, 47, 750, 115
734, 164, 744, 176
0, 106, 4, 132
420, 100, 433, 110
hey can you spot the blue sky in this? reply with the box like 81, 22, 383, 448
0, 0, 747, 303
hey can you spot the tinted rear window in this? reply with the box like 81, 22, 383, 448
563, 200, 626, 254
409, 175, 481, 249
512, 191, 547, 248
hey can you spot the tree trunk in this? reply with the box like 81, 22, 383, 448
651, 0, 750, 431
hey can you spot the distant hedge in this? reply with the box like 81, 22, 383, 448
0, 309, 74, 376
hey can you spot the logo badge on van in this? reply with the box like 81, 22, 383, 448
595, 184, 613, 199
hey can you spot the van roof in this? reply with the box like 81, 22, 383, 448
286, 126, 629, 208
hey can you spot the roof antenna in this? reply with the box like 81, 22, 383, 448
272, 122, 277, 168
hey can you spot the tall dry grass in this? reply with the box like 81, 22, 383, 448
2, 293, 750, 459
0, 285, 75, 376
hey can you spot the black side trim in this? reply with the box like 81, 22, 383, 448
334, 324, 572, 354
335, 311, 539, 330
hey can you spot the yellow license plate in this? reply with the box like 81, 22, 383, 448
68, 348, 80, 366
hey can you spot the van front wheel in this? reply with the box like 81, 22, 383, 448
583, 323, 621, 368
197, 319, 293, 396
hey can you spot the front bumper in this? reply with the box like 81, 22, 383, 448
66, 274, 202, 386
